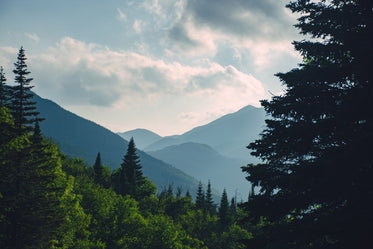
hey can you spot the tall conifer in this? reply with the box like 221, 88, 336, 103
10, 47, 42, 135
195, 181, 205, 210
117, 138, 146, 199
242, 0, 373, 248
218, 189, 230, 228
205, 180, 214, 214
93, 152, 103, 185
0, 66, 10, 107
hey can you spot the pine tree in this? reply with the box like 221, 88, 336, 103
10, 47, 42, 135
205, 180, 215, 214
230, 197, 236, 218
93, 152, 103, 185
117, 138, 146, 199
218, 189, 230, 229
195, 181, 205, 210
242, 0, 373, 248
0, 103, 66, 249
0, 66, 10, 107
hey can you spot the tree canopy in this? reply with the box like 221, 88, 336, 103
242, 0, 373, 248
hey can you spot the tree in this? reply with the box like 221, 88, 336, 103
0, 66, 10, 107
114, 138, 148, 199
205, 180, 215, 214
0, 107, 67, 249
195, 181, 205, 210
242, 0, 373, 248
10, 47, 42, 135
218, 189, 230, 229
93, 152, 103, 185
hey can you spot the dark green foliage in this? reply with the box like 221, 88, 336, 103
0, 107, 67, 249
113, 138, 155, 200
242, 0, 373, 248
205, 180, 215, 214
93, 152, 104, 185
10, 47, 42, 135
0, 66, 10, 107
218, 189, 230, 229
195, 181, 205, 210
0, 48, 255, 249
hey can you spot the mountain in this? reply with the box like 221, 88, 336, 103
117, 129, 162, 150
148, 142, 250, 199
145, 105, 266, 162
33, 93, 200, 193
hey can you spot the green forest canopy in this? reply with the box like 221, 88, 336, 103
1, 0, 372, 248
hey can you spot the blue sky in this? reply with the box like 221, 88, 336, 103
0, 0, 302, 136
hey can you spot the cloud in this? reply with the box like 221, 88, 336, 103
165, 0, 300, 66
13, 37, 264, 107
1, 37, 266, 134
133, 19, 144, 34
25, 33, 40, 43
117, 8, 127, 22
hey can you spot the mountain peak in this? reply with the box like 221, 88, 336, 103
117, 128, 162, 150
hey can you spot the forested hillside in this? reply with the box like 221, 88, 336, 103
1, 0, 372, 248
0, 48, 252, 249
33, 93, 200, 194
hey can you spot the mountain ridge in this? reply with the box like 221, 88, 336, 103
33, 93, 200, 193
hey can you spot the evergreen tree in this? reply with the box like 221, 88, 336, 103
205, 180, 215, 214
242, 0, 373, 248
230, 197, 236, 218
93, 152, 103, 186
116, 138, 146, 199
0, 106, 67, 249
0, 66, 10, 107
185, 189, 192, 199
218, 189, 230, 229
195, 181, 205, 210
10, 47, 42, 135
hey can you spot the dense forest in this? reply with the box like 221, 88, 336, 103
1, 0, 372, 248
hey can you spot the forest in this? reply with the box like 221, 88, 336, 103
1, 0, 372, 248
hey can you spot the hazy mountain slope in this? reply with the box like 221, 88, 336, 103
145, 105, 266, 161
117, 129, 162, 150
33, 93, 199, 192
148, 142, 250, 198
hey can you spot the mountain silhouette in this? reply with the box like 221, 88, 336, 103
144, 105, 266, 162
33, 93, 199, 193
117, 129, 162, 150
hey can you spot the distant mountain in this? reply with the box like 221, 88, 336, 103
33, 93, 200, 193
117, 129, 162, 150
145, 105, 266, 162
148, 142, 250, 199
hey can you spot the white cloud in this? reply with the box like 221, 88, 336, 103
30, 37, 264, 106
25, 33, 40, 43
117, 8, 127, 22
133, 19, 144, 34
1, 37, 266, 134
165, 0, 301, 68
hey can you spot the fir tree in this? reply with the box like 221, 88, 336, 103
205, 180, 215, 214
195, 181, 205, 210
230, 197, 236, 218
10, 47, 42, 135
117, 138, 146, 199
242, 0, 373, 248
218, 189, 230, 229
0, 103, 66, 249
0, 66, 10, 107
93, 152, 104, 186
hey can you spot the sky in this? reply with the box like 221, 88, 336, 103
0, 0, 302, 136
